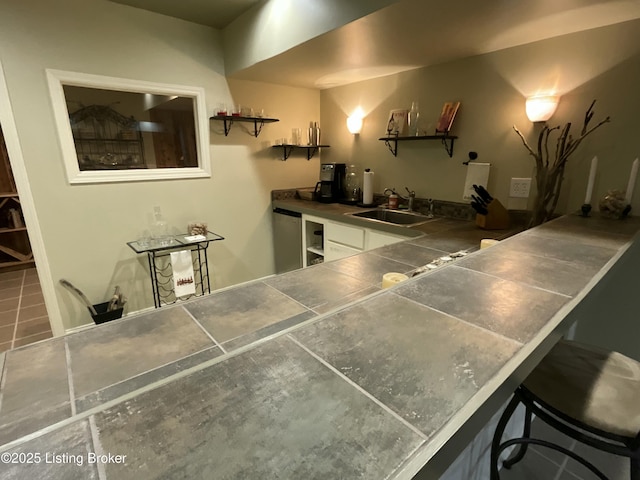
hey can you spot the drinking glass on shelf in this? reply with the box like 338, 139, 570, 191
292, 128, 302, 145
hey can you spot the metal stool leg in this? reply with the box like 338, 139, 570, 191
490, 393, 521, 480
502, 404, 532, 469
497, 438, 608, 480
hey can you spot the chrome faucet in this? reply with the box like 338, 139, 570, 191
404, 187, 416, 212
427, 198, 434, 218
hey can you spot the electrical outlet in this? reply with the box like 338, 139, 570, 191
510, 178, 531, 198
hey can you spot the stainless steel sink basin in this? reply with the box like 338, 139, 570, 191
347, 208, 433, 226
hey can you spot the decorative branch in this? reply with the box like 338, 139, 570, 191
514, 100, 610, 227
513, 125, 537, 159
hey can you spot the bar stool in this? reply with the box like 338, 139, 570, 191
491, 339, 640, 479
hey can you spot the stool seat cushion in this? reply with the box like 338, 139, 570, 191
523, 340, 640, 439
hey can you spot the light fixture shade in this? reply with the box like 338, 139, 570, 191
526, 95, 559, 123
346, 114, 363, 134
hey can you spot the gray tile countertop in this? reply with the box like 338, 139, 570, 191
0, 211, 638, 480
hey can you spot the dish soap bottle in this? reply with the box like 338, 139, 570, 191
388, 192, 399, 209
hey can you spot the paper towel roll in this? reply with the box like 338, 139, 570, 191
382, 272, 408, 288
363, 169, 374, 205
463, 163, 491, 201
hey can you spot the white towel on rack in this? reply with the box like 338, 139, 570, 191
170, 250, 196, 298
463, 163, 491, 201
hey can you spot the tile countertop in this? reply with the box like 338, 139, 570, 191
0, 213, 638, 479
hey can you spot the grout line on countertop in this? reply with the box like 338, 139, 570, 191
287, 334, 428, 441
74, 344, 224, 406
392, 292, 524, 349
181, 306, 227, 354
64, 338, 77, 416
452, 264, 573, 299
262, 281, 316, 312
89, 415, 108, 480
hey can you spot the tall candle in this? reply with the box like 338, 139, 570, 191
584, 156, 598, 204
625, 158, 639, 204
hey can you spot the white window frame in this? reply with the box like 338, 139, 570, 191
46, 69, 211, 184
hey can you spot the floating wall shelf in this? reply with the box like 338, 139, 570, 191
378, 135, 457, 158
272, 144, 330, 161
210, 115, 279, 137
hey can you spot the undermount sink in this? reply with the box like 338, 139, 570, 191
346, 208, 434, 226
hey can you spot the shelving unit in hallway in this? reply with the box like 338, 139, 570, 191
0, 125, 33, 270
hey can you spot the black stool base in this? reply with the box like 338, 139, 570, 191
491, 386, 640, 480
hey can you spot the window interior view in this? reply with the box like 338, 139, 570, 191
64, 86, 199, 171
0, 0, 639, 478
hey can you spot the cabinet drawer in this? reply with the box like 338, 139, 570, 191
326, 222, 365, 249
366, 229, 407, 250
325, 241, 361, 262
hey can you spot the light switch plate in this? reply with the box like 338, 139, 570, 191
510, 178, 531, 198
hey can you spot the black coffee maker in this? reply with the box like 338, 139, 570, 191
315, 163, 346, 203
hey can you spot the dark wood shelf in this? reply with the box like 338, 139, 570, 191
271, 144, 330, 161
210, 115, 279, 137
1, 129, 31, 269
378, 134, 458, 157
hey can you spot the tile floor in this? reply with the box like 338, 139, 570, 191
499, 419, 631, 480
0, 267, 52, 353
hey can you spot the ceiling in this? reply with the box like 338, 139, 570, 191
109, 0, 261, 29
109, 0, 640, 89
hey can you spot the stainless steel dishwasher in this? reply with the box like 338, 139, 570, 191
272, 207, 302, 273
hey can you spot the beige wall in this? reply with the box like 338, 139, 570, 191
320, 19, 640, 214
0, 0, 321, 331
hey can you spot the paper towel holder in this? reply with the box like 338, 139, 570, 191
463, 151, 478, 165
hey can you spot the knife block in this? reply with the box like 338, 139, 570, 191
476, 199, 510, 230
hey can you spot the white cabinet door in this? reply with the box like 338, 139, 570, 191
325, 240, 361, 262
325, 221, 365, 249
366, 229, 407, 250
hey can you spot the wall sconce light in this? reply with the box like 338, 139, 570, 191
525, 95, 560, 123
347, 109, 364, 134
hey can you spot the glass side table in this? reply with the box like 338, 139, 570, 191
127, 231, 224, 308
